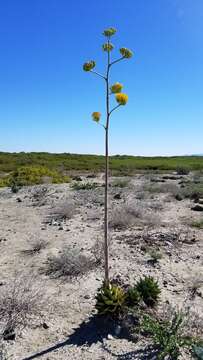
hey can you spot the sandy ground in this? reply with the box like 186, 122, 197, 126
0, 173, 202, 359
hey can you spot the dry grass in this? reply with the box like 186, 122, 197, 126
147, 200, 163, 211
0, 342, 7, 360
109, 200, 161, 230
31, 186, 49, 206
45, 247, 96, 279
90, 237, 104, 265
48, 200, 76, 222
111, 179, 129, 188
143, 212, 161, 227
0, 274, 47, 338
109, 203, 144, 229
22, 238, 48, 255
144, 182, 180, 196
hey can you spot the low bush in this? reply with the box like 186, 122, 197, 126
140, 311, 193, 359
48, 201, 76, 222
111, 180, 129, 188
136, 276, 161, 307
0, 166, 70, 188
148, 201, 163, 211
90, 238, 104, 265
109, 203, 144, 229
71, 182, 99, 190
0, 178, 10, 188
148, 249, 162, 265
0, 274, 47, 339
31, 186, 48, 206
179, 182, 203, 201
191, 220, 203, 229
45, 247, 96, 279
145, 183, 180, 196
176, 166, 190, 175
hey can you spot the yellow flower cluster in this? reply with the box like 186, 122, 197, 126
103, 27, 117, 37
83, 60, 96, 72
120, 47, 133, 59
102, 43, 114, 52
110, 82, 123, 94
115, 93, 128, 105
92, 112, 101, 122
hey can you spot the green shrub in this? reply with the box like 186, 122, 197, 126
191, 220, 203, 229
176, 166, 190, 175
10, 180, 20, 193
181, 183, 203, 200
112, 180, 129, 188
125, 287, 141, 307
95, 283, 126, 317
148, 249, 162, 265
0, 153, 203, 174
136, 276, 161, 307
0, 177, 10, 188
7, 166, 70, 187
140, 311, 193, 359
71, 182, 99, 190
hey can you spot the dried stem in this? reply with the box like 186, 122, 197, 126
104, 38, 111, 285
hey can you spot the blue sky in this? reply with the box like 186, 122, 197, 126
0, 0, 203, 156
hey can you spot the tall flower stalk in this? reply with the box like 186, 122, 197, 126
83, 27, 133, 285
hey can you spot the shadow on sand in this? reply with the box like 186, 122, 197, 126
22, 314, 157, 360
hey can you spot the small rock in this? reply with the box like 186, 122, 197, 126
175, 194, 183, 201
84, 294, 90, 300
42, 322, 49, 329
140, 245, 147, 252
114, 193, 121, 200
196, 289, 203, 298
107, 334, 114, 340
16, 197, 22, 202
3, 329, 16, 341
58, 226, 63, 230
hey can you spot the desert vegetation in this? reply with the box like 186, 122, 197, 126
0, 153, 203, 181
0, 24, 203, 360
0, 162, 202, 358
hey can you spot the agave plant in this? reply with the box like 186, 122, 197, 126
136, 276, 161, 307
95, 283, 126, 317
126, 287, 141, 308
